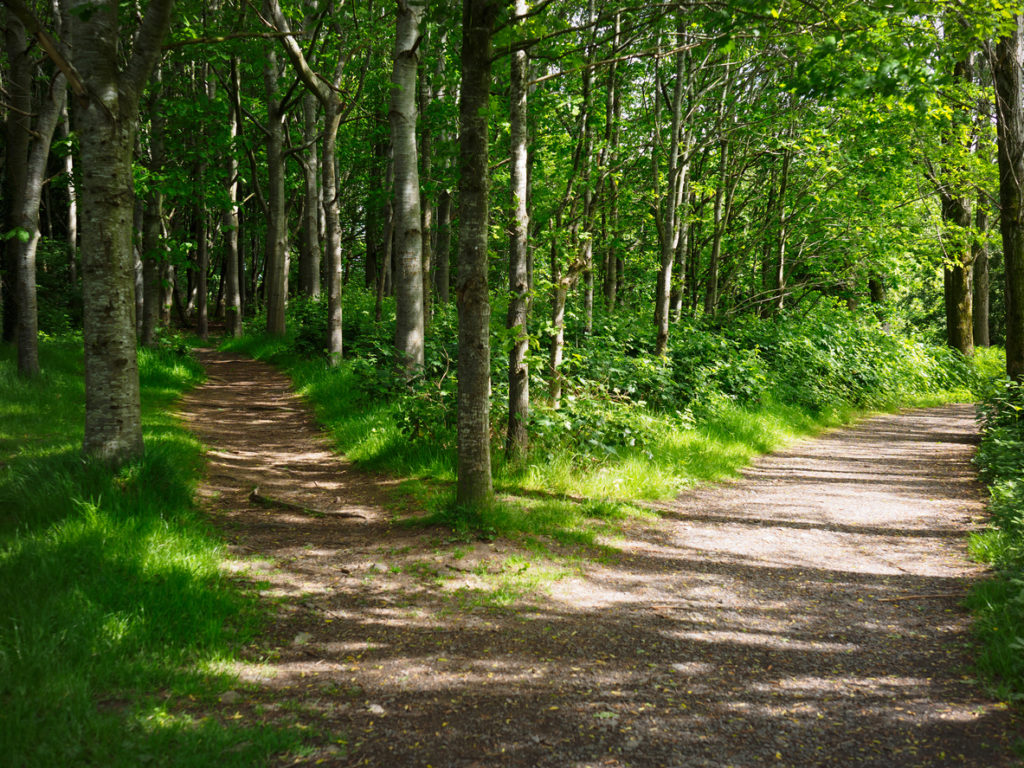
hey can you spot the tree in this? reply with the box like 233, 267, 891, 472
268, 0, 364, 365
391, 0, 426, 373
505, 0, 529, 459
63, 0, 176, 464
456, 0, 498, 508
994, 14, 1024, 379
2, 5, 67, 377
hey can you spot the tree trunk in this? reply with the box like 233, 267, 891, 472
456, 0, 497, 509
391, 0, 426, 373
263, 3, 288, 337
141, 77, 165, 347
581, 0, 596, 336
996, 19, 1024, 379
6, 9, 67, 377
299, 92, 322, 298
704, 139, 729, 316
602, 12, 621, 311
973, 205, 990, 348
941, 194, 974, 357
652, 26, 687, 355
506, 0, 530, 459
67, 0, 176, 465
435, 188, 451, 302
224, 56, 243, 338
2, 11, 31, 345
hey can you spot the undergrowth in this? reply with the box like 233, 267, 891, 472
225, 289, 976, 549
970, 351, 1024, 705
0, 337, 305, 766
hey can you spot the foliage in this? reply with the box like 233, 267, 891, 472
0, 338, 305, 766
969, 358, 1024, 702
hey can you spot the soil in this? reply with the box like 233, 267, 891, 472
179, 348, 1022, 767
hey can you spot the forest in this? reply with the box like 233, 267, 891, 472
2, 0, 1024, 765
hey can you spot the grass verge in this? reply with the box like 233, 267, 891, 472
221, 330, 972, 551
0, 337, 305, 767
968, 351, 1024, 708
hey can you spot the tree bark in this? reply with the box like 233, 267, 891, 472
2, 10, 31, 345
603, 14, 621, 311
263, 0, 288, 337
506, 0, 530, 459
973, 205, 990, 348
456, 0, 498, 509
67, 0, 175, 465
652, 26, 687, 355
941, 193, 974, 357
391, 0, 426, 373
299, 91, 322, 298
268, 0, 347, 362
224, 56, 243, 338
141, 68, 165, 347
5, 7, 66, 377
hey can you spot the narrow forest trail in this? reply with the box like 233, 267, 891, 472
180, 349, 1021, 768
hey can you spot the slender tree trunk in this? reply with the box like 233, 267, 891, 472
704, 139, 729, 316
141, 70, 165, 347
224, 56, 243, 338
581, 0, 596, 335
941, 193, 974, 357
435, 188, 451, 302
6, 9, 66, 376
263, 2, 288, 336
653, 26, 687, 355
456, 0, 497, 508
506, 0, 530, 459
602, 12, 620, 311
2, 12, 31, 345
548, 233, 568, 404
299, 92, 322, 297
324, 106, 344, 363
973, 205, 990, 348
62, 105, 78, 284
391, 0, 425, 373
772, 145, 792, 314
419, 27, 445, 329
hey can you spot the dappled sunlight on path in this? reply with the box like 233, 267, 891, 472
180, 355, 1020, 767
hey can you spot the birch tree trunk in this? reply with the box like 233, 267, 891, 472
652, 28, 687, 356
456, 0, 498, 508
391, 0, 426, 373
506, 0, 530, 459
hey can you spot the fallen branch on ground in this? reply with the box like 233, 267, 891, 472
248, 487, 366, 519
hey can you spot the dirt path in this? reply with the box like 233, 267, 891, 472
181, 350, 1021, 767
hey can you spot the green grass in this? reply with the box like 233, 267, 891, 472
0, 337, 304, 767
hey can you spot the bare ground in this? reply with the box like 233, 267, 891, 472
180, 349, 1022, 767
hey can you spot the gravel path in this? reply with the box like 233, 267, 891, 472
181, 350, 1021, 767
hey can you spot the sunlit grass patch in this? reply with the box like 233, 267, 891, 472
0, 338, 307, 765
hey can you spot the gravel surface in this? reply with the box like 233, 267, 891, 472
180, 350, 1022, 767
